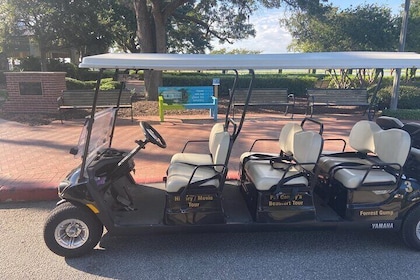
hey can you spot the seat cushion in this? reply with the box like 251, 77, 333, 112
333, 168, 396, 189
318, 155, 372, 174
240, 152, 279, 164
166, 163, 220, 193
245, 161, 308, 191
170, 153, 213, 166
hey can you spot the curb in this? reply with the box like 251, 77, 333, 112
0, 183, 58, 203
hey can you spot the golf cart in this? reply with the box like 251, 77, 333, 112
43, 52, 420, 257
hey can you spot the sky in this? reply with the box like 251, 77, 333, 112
213, 0, 404, 54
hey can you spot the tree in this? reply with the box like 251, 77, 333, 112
282, 4, 399, 52
54, 0, 115, 59
406, 0, 420, 53
131, 0, 324, 100
0, 0, 115, 69
210, 48, 262, 54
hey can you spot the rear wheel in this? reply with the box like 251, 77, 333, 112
401, 205, 420, 251
44, 202, 103, 257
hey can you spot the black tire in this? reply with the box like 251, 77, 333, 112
401, 205, 420, 251
43, 202, 103, 258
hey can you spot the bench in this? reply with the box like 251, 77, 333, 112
306, 88, 369, 118
57, 89, 133, 123
232, 88, 294, 118
158, 86, 217, 122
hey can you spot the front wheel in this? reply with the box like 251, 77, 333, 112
401, 205, 420, 251
44, 202, 103, 257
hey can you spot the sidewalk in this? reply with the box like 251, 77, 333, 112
0, 113, 363, 202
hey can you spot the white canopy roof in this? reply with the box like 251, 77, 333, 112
79, 52, 420, 70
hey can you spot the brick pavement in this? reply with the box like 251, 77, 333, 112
0, 113, 363, 202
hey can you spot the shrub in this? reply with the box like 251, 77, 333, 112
47, 59, 78, 78
65, 77, 122, 90
65, 77, 96, 90
17, 56, 41, 71
376, 85, 420, 109
162, 73, 321, 97
381, 109, 420, 120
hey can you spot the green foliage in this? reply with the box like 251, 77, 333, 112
47, 60, 78, 78
65, 77, 96, 90
376, 85, 420, 110
381, 109, 420, 120
406, 0, 420, 53
162, 72, 321, 97
65, 77, 121, 90
210, 48, 262, 54
282, 4, 399, 52
17, 56, 42, 71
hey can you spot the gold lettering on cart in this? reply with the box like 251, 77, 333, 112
359, 210, 394, 216
174, 195, 214, 202
268, 194, 304, 207
188, 202, 200, 208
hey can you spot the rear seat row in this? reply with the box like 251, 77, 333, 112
320, 121, 411, 189
241, 120, 412, 192
240, 123, 322, 192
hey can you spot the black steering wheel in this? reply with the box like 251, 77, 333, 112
139, 121, 167, 148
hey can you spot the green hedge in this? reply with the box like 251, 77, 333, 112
376, 84, 420, 109
65, 77, 121, 90
381, 109, 420, 120
162, 73, 321, 97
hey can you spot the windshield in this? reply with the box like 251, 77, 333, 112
74, 107, 117, 167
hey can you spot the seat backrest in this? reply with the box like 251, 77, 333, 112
293, 131, 323, 171
212, 131, 231, 172
374, 128, 411, 168
208, 123, 225, 156
348, 121, 382, 153
278, 122, 303, 155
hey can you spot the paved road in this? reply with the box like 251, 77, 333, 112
1, 201, 419, 280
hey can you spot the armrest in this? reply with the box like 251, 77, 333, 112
181, 139, 209, 152
287, 93, 295, 104
211, 96, 218, 104
249, 138, 278, 152
57, 96, 64, 106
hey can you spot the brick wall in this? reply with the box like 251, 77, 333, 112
3, 72, 66, 114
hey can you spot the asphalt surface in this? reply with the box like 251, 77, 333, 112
1, 200, 419, 280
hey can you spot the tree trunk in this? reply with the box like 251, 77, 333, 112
133, 0, 170, 101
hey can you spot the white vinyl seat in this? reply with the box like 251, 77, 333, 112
332, 128, 411, 189
170, 123, 224, 166
166, 128, 231, 193
318, 121, 382, 174
240, 122, 303, 168
244, 130, 322, 191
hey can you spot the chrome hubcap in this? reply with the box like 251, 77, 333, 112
55, 219, 89, 249
416, 221, 420, 240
